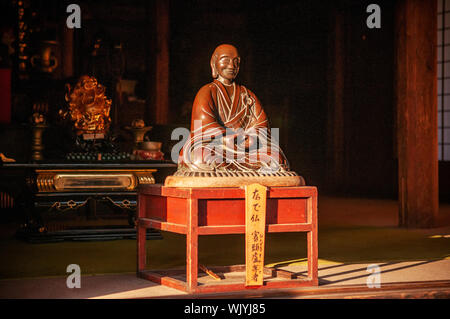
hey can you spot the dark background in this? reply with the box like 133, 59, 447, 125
0, 0, 447, 200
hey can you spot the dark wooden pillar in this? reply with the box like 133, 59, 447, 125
395, 0, 438, 228
147, 0, 170, 125
326, 7, 346, 191
62, 28, 74, 78
155, 0, 170, 125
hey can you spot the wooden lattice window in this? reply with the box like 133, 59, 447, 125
438, 0, 450, 161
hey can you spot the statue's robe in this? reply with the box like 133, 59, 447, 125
178, 79, 290, 173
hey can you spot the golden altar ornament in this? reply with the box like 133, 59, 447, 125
60, 75, 112, 135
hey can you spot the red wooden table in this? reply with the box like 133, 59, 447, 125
136, 184, 318, 294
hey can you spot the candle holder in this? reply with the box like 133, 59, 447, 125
123, 125, 152, 150
31, 123, 48, 161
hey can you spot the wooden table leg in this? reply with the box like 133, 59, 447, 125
186, 198, 198, 293
307, 193, 318, 285
137, 193, 146, 273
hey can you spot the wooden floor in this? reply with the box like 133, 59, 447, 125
167, 280, 450, 299
1, 196, 449, 299
1, 260, 449, 299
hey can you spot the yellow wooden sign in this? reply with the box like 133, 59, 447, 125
245, 183, 267, 287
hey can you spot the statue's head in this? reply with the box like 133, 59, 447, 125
210, 44, 240, 84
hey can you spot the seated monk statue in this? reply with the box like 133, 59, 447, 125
165, 44, 304, 187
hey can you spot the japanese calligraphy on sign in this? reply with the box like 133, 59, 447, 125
245, 183, 267, 287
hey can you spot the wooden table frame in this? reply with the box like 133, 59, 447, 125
137, 184, 318, 294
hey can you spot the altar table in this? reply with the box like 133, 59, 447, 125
136, 184, 318, 294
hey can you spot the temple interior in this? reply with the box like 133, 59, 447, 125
0, 0, 449, 299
